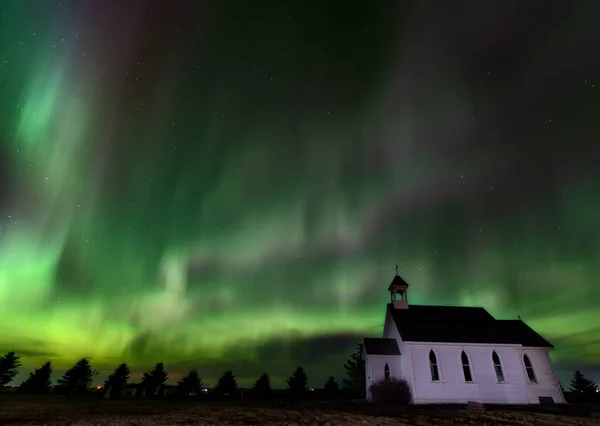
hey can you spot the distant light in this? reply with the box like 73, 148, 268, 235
97, 386, 101, 389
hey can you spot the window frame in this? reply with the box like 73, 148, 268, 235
523, 353, 537, 384
461, 350, 473, 383
492, 351, 505, 383
429, 349, 440, 382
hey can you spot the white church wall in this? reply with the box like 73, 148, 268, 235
381, 312, 416, 398
399, 341, 415, 399
408, 342, 530, 404
365, 355, 402, 400
514, 347, 565, 404
365, 356, 371, 400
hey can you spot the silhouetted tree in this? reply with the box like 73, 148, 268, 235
569, 370, 598, 396
252, 373, 272, 397
215, 370, 238, 396
323, 376, 340, 398
287, 366, 308, 397
104, 363, 130, 398
19, 361, 52, 394
342, 343, 365, 398
0, 351, 21, 386
55, 358, 93, 395
141, 363, 168, 396
177, 369, 202, 396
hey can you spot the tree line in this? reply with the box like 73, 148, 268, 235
0, 343, 367, 399
1, 346, 596, 402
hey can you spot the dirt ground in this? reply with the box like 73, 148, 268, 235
0, 398, 598, 425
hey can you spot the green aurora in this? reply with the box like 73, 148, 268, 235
0, 1, 598, 387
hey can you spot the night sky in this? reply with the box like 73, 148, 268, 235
0, 0, 599, 388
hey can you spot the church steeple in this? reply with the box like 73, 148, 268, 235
388, 265, 409, 309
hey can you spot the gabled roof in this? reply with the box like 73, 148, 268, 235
388, 304, 554, 348
364, 338, 401, 355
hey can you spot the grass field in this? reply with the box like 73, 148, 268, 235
0, 397, 598, 425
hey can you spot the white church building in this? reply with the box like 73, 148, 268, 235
363, 271, 565, 405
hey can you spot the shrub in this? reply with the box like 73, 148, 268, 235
369, 377, 412, 406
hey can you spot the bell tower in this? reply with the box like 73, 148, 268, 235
388, 265, 409, 309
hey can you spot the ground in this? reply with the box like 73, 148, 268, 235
0, 396, 598, 425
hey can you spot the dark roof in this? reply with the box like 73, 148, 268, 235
364, 338, 401, 355
388, 274, 410, 291
388, 304, 554, 348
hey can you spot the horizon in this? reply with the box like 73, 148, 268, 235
5, 356, 600, 391
0, 0, 599, 391
4, 351, 598, 390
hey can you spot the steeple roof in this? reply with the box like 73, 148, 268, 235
388, 265, 409, 290
389, 274, 409, 288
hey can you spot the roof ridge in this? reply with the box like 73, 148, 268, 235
391, 303, 488, 310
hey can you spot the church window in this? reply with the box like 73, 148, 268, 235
384, 363, 390, 380
461, 351, 473, 382
492, 351, 504, 382
429, 350, 440, 381
523, 354, 537, 383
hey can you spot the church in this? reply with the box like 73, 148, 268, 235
363, 270, 565, 405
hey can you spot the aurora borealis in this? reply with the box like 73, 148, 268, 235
0, 0, 598, 388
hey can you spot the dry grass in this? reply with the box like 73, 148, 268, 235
0, 398, 597, 426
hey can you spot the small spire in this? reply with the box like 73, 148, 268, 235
518, 315, 522, 320
395, 264, 398, 276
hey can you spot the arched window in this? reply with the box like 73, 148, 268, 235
429, 350, 440, 381
492, 351, 504, 382
461, 351, 473, 382
523, 354, 537, 383
384, 363, 390, 380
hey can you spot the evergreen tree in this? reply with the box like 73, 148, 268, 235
569, 370, 598, 395
104, 363, 131, 398
19, 361, 53, 394
177, 369, 202, 396
323, 375, 340, 397
0, 351, 21, 386
215, 370, 238, 396
141, 362, 168, 396
56, 358, 93, 395
251, 372, 272, 397
287, 366, 308, 397
342, 343, 365, 398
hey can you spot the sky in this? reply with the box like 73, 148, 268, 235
0, 0, 599, 388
